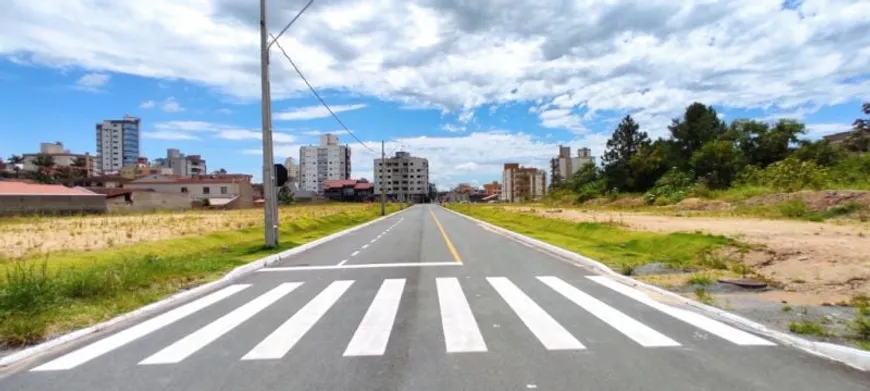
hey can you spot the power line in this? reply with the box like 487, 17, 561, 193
270, 33, 377, 154
267, 0, 314, 50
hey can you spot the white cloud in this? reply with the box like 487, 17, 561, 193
217, 129, 296, 143
142, 131, 199, 140
139, 100, 156, 109
2, 0, 869, 134
274, 104, 367, 121
805, 122, 852, 139
441, 123, 465, 133
216, 108, 232, 114
161, 96, 184, 112
73, 72, 110, 92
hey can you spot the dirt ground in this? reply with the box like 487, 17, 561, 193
510, 206, 870, 306
0, 204, 372, 259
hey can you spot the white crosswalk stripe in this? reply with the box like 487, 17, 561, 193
437, 277, 488, 352
538, 276, 680, 347
344, 279, 405, 356
487, 277, 585, 350
31, 284, 250, 372
31, 276, 777, 372
140, 283, 302, 365
587, 276, 775, 346
242, 280, 354, 360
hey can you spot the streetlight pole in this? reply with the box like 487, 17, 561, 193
260, 0, 279, 247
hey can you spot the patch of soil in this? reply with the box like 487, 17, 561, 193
676, 197, 733, 212
511, 206, 870, 306
746, 190, 870, 212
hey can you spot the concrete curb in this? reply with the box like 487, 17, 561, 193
0, 206, 412, 368
440, 206, 870, 372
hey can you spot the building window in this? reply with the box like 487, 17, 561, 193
220, 186, 228, 194
181, 187, 188, 193
203, 186, 210, 194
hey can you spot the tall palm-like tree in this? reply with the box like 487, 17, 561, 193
72, 156, 89, 178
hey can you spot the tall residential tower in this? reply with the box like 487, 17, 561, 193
299, 133, 351, 194
96, 116, 140, 175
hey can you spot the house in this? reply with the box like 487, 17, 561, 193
124, 174, 254, 209
90, 188, 192, 213
0, 180, 106, 216
323, 179, 375, 202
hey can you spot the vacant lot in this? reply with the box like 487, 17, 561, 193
0, 204, 374, 259
510, 206, 870, 306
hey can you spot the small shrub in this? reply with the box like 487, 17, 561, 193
0, 314, 50, 346
825, 202, 864, 218
788, 320, 828, 336
782, 305, 793, 312
695, 248, 728, 270
619, 262, 636, 276
778, 199, 811, 218
687, 273, 714, 286
694, 287, 713, 305
851, 304, 870, 341
0, 261, 58, 313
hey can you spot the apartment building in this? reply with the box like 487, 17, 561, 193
501, 163, 546, 203
152, 149, 207, 177
96, 116, 140, 175
22, 142, 95, 177
550, 145, 595, 183
299, 134, 351, 194
483, 181, 502, 197
374, 151, 429, 203
284, 157, 299, 183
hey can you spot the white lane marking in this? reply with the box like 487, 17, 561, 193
337, 259, 348, 266
487, 277, 585, 350
370, 239, 377, 244
140, 283, 301, 365
344, 279, 405, 356
260, 262, 463, 271
436, 277, 487, 353
587, 276, 775, 346
361, 244, 369, 249
351, 250, 360, 257
538, 277, 679, 347
32, 284, 250, 371
242, 280, 354, 360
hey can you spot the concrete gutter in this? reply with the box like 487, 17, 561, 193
441, 206, 870, 372
0, 206, 413, 369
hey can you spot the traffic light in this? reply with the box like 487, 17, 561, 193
274, 164, 288, 187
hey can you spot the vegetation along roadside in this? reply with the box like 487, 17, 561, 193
0, 204, 400, 349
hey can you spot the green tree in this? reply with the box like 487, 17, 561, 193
629, 139, 674, 191
72, 156, 89, 178
727, 119, 803, 167
30, 154, 56, 184
691, 140, 745, 188
602, 115, 650, 191
669, 102, 727, 168
568, 162, 599, 192
794, 139, 842, 167
845, 102, 870, 153
278, 185, 295, 205
7, 154, 23, 178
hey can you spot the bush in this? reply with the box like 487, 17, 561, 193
576, 179, 606, 203
737, 158, 830, 192
778, 199, 811, 218
646, 169, 693, 204
0, 261, 58, 314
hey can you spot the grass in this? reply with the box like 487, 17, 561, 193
694, 287, 714, 305
0, 204, 377, 259
686, 273, 715, 286
788, 320, 828, 336
0, 205, 400, 347
446, 205, 732, 271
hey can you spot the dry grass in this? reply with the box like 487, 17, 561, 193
0, 204, 374, 259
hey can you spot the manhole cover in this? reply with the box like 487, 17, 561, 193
717, 278, 767, 289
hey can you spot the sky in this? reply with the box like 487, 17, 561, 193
0, 0, 868, 190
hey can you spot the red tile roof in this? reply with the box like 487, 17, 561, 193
323, 179, 358, 189
354, 182, 373, 190
0, 181, 102, 196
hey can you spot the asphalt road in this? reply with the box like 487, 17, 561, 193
1, 205, 868, 390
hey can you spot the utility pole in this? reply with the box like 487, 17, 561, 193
380, 140, 386, 216
260, 0, 279, 247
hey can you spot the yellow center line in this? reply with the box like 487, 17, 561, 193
429, 208, 462, 264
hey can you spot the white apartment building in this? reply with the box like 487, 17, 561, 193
22, 142, 95, 177
501, 163, 546, 203
374, 151, 430, 203
551, 146, 595, 183
96, 116, 140, 175
152, 149, 207, 177
299, 133, 351, 194
284, 156, 299, 183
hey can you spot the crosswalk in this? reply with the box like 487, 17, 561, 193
31, 276, 775, 372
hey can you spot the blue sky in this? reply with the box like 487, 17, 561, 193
1, 0, 868, 189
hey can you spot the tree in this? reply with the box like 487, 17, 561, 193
794, 139, 842, 167
7, 154, 23, 178
602, 115, 650, 191
691, 140, 745, 188
72, 156, 89, 178
669, 102, 727, 168
54, 166, 78, 182
30, 154, 56, 184
728, 119, 804, 167
278, 185, 295, 205
629, 139, 674, 191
